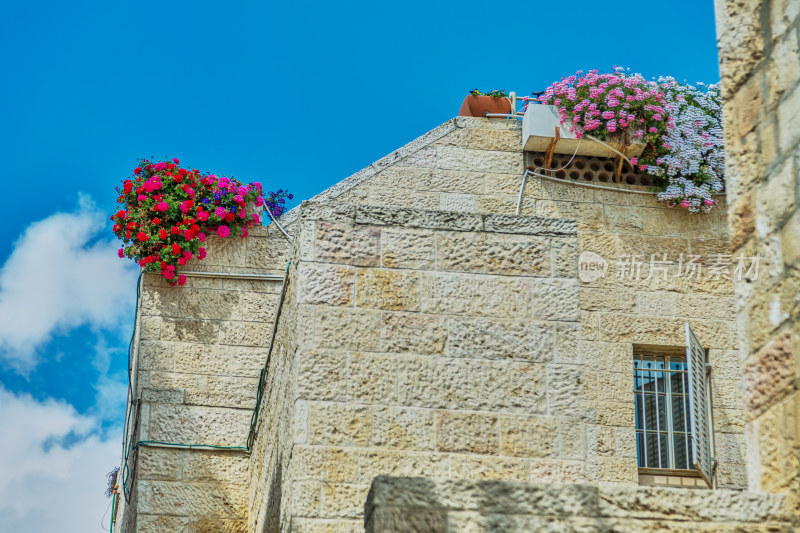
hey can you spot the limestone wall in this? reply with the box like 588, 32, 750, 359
245, 196, 746, 532
364, 476, 789, 532
117, 226, 291, 533
715, 0, 800, 507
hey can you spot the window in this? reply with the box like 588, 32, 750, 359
634, 353, 692, 469
633, 324, 713, 487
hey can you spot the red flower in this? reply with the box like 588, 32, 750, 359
118, 248, 125, 258
177, 274, 186, 286
159, 229, 168, 240
116, 210, 126, 219
152, 218, 161, 225
123, 180, 133, 194
171, 243, 182, 255
172, 158, 180, 164
198, 247, 207, 259
136, 231, 149, 242
134, 167, 142, 175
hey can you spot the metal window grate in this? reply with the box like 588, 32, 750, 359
634, 353, 693, 470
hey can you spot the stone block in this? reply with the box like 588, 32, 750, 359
581, 288, 636, 312
219, 320, 271, 347
555, 323, 581, 363
372, 406, 435, 451
297, 350, 348, 401
397, 357, 490, 410
315, 222, 380, 267
421, 271, 529, 318
147, 404, 250, 447
604, 205, 643, 232
597, 456, 638, 483
348, 352, 398, 404
744, 330, 796, 413
358, 449, 450, 483
142, 286, 180, 317
140, 316, 163, 340
137, 480, 247, 518
499, 414, 557, 458
161, 318, 220, 344
178, 289, 241, 321
483, 214, 577, 236
382, 312, 446, 354
356, 268, 420, 311
445, 317, 554, 362
202, 235, 247, 268
547, 365, 584, 415
436, 127, 520, 152
321, 483, 371, 519
532, 279, 580, 321
298, 263, 355, 306
239, 291, 280, 323
183, 452, 249, 482
381, 229, 435, 269
486, 361, 548, 413
139, 341, 176, 371
355, 205, 483, 232
552, 237, 579, 277
137, 514, 189, 533
436, 411, 498, 454
187, 519, 247, 533
307, 402, 371, 446
449, 454, 531, 481
558, 417, 587, 460
599, 314, 684, 345
315, 307, 381, 351
529, 460, 588, 483
435, 232, 550, 276
439, 192, 479, 213
435, 146, 523, 174
137, 448, 184, 481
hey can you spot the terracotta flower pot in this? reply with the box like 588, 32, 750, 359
458, 95, 512, 117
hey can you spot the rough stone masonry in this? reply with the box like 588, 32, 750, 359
114, 72, 796, 530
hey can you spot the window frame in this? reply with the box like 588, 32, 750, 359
632, 335, 715, 488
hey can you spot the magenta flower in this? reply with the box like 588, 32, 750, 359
217, 225, 230, 238
156, 201, 169, 212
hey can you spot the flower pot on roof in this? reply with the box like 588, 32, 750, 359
459, 89, 511, 117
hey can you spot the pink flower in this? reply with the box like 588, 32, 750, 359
197, 211, 209, 222
178, 275, 186, 286
255, 196, 264, 206
241, 228, 248, 237
199, 247, 207, 259
162, 269, 175, 280
217, 225, 231, 238
199, 232, 206, 242
172, 158, 180, 164
137, 194, 146, 202
215, 207, 226, 218
156, 201, 169, 212
630, 157, 639, 165
601, 111, 615, 120
648, 127, 658, 133
680, 200, 691, 209
118, 248, 125, 258
178, 257, 187, 266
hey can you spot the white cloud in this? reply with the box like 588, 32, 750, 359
0, 195, 138, 371
0, 387, 121, 532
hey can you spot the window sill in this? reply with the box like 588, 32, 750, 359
638, 468, 708, 489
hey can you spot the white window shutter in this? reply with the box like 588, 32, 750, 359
686, 322, 713, 487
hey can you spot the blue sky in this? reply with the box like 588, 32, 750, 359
0, 0, 721, 529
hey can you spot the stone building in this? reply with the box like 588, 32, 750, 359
113, 2, 800, 530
